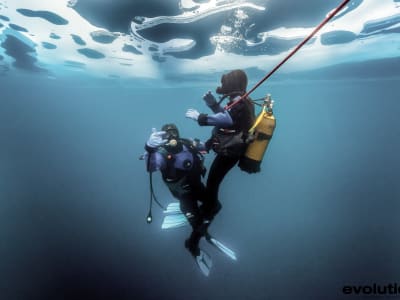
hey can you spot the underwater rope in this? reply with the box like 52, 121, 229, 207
225, 0, 351, 110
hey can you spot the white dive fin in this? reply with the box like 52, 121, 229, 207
206, 235, 237, 261
195, 249, 213, 277
163, 202, 182, 215
161, 202, 189, 229
161, 213, 188, 229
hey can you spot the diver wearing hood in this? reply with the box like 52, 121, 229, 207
144, 124, 210, 258
185, 69, 255, 220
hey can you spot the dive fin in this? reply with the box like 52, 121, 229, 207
161, 214, 188, 229
164, 202, 182, 215
161, 202, 189, 229
195, 249, 212, 276
206, 234, 237, 261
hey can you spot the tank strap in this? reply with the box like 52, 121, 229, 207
257, 132, 273, 141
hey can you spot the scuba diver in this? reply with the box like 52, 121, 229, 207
143, 124, 238, 276
185, 69, 256, 221
143, 124, 213, 270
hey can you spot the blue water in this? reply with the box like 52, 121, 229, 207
0, 73, 399, 300
1, 0, 400, 298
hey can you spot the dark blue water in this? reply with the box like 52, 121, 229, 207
0, 74, 399, 300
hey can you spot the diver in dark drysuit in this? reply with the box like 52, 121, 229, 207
144, 124, 210, 257
185, 69, 255, 221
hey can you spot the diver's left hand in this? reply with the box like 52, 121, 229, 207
203, 91, 217, 107
185, 108, 200, 121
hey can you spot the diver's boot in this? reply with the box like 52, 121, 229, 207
186, 233, 213, 277
198, 219, 211, 237
185, 231, 202, 257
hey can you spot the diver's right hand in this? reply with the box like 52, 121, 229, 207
203, 91, 217, 107
185, 109, 200, 121
146, 128, 168, 148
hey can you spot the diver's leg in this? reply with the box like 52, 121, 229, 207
179, 195, 205, 256
179, 196, 202, 230
202, 154, 239, 219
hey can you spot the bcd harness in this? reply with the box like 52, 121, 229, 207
209, 94, 276, 174
158, 138, 206, 182
146, 138, 206, 223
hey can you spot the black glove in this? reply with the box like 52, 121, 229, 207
203, 91, 217, 107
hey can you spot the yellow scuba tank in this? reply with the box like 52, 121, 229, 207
239, 95, 276, 173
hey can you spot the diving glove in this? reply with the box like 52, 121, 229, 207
185, 109, 200, 121
146, 128, 168, 148
203, 91, 217, 107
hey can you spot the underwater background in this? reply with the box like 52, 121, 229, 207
1, 1, 400, 299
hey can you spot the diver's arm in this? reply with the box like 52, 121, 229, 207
208, 103, 224, 114
144, 129, 168, 172
200, 97, 248, 126
185, 108, 233, 127
203, 91, 223, 113
144, 149, 165, 172
197, 111, 233, 127
192, 138, 207, 153
180, 138, 207, 153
